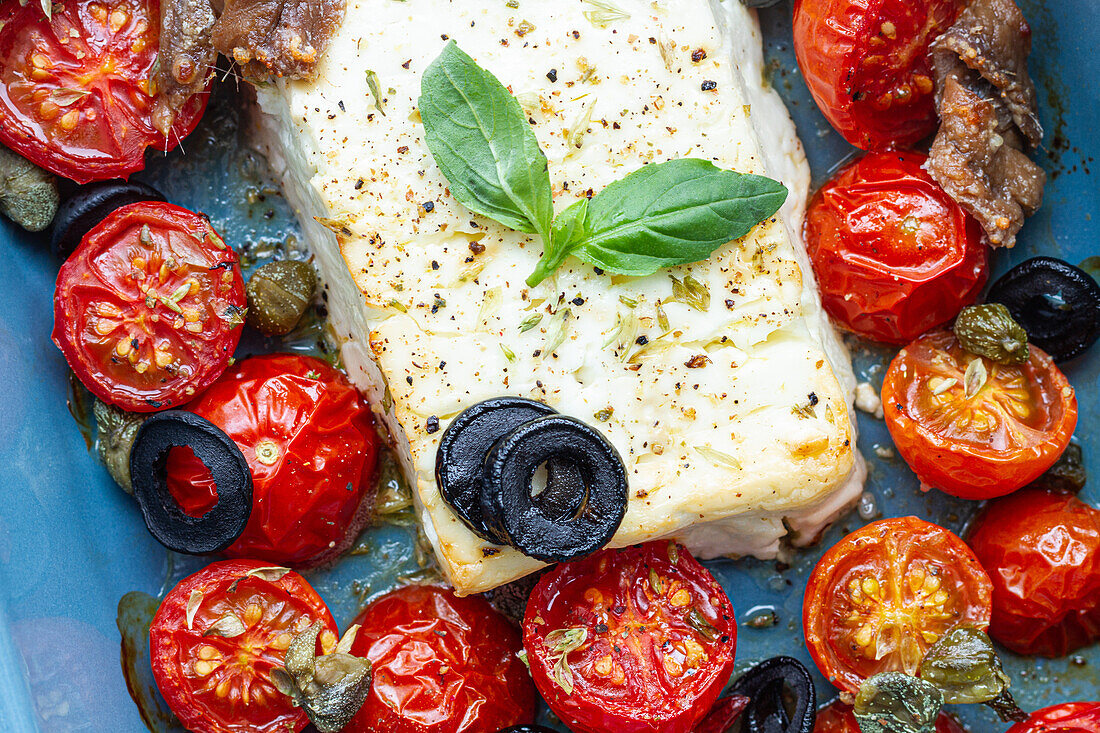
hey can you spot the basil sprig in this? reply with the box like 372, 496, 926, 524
419, 42, 787, 287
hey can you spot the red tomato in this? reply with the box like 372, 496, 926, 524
342, 585, 535, 733
803, 517, 992, 693
804, 151, 987, 344
814, 700, 967, 732
149, 559, 338, 733
1006, 702, 1100, 733
967, 488, 1100, 657
523, 541, 737, 733
53, 202, 244, 412
882, 330, 1078, 499
0, 0, 207, 183
793, 0, 962, 150
166, 354, 379, 568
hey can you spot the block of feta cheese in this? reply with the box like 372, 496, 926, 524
252, 0, 866, 594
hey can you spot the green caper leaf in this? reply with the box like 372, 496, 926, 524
919, 625, 1010, 704
94, 399, 148, 494
277, 621, 373, 733
954, 304, 1030, 365
854, 672, 943, 733
246, 260, 318, 336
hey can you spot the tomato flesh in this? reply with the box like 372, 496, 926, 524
1006, 702, 1100, 733
793, 0, 962, 150
803, 517, 992, 693
805, 151, 987, 344
0, 0, 207, 182
149, 559, 337, 733
524, 541, 737, 733
968, 489, 1100, 657
882, 330, 1077, 499
53, 202, 245, 412
814, 700, 967, 732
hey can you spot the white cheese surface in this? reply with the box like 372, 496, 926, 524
253, 0, 863, 593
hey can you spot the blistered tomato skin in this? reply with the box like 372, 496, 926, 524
342, 585, 536, 733
882, 330, 1077, 499
968, 489, 1100, 657
1006, 702, 1100, 733
166, 354, 379, 568
523, 541, 737, 733
805, 151, 987, 344
814, 699, 967, 732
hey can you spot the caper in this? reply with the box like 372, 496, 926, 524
1030, 443, 1086, 494
953, 303, 1030, 365
919, 625, 1009, 704
246, 260, 317, 335
94, 399, 148, 494
854, 672, 943, 733
0, 145, 59, 232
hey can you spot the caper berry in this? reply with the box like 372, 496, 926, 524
94, 399, 148, 494
854, 672, 943, 733
246, 260, 317, 336
919, 626, 1009, 705
953, 304, 1029, 365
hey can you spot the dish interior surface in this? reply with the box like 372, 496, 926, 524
1, 1, 1098, 730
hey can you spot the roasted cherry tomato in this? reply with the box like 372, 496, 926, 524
967, 488, 1100, 657
53, 202, 245, 413
342, 585, 536, 733
803, 517, 992, 693
804, 151, 987, 344
166, 354, 379, 568
1006, 702, 1100, 733
149, 559, 338, 733
0, 0, 207, 182
882, 330, 1078, 499
814, 699, 967, 732
523, 541, 737, 733
793, 0, 962, 150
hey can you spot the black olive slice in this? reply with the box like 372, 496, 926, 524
986, 256, 1100, 362
436, 397, 560, 541
480, 415, 627, 563
129, 411, 252, 554
729, 656, 817, 733
50, 180, 166, 258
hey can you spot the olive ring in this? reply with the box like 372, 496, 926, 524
729, 655, 817, 733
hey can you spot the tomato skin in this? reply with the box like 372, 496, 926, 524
1006, 702, 1100, 733
166, 354, 379, 567
149, 559, 337, 733
804, 517, 992, 694
52, 202, 244, 413
523, 541, 737, 733
805, 151, 987, 344
793, 0, 962, 150
882, 330, 1078, 499
0, 0, 207, 182
342, 585, 535, 733
814, 700, 967, 732
967, 489, 1100, 657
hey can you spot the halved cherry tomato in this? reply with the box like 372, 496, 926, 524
1006, 702, 1100, 733
793, 0, 962, 150
814, 699, 967, 732
805, 151, 987, 344
523, 541, 737, 733
53, 202, 245, 412
967, 488, 1100, 657
0, 0, 207, 183
803, 517, 992, 693
166, 354, 379, 568
882, 330, 1078, 499
149, 559, 338, 733
342, 585, 535, 733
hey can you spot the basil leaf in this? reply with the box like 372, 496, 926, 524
527, 158, 787, 286
420, 42, 553, 243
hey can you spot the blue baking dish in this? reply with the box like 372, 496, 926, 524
1, 1, 1097, 730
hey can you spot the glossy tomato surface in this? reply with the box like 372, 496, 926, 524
793, 0, 962, 150
967, 488, 1100, 657
0, 0, 207, 182
1006, 702, 1100, 733
882, 330, 1078, 499
343, 585, 535, 733
166, 353, 379, 567
814, 700, 967, 732
804, 517, 992, 693
805, 151, 987, 344
52, 202, 244, 412
149, 559, 337, 733
523, 541, 737, 733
